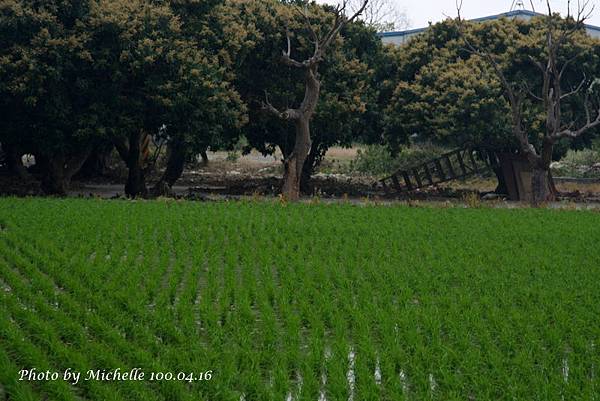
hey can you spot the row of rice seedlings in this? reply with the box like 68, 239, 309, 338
0, 241, 169, 398
0, 262, 130, 400
0, 345, 41, 401
223, 205, 596, 398
0, 236, 201, 400
64, 226, 218, 399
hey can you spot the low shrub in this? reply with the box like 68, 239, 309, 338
348, 143, 448, 176
551, 148, 600, 178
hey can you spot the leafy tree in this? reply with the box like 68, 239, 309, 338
385, 13, 600, 196
233, 0, 383, 197
456, 2, 600, 203
0, 0, 104, 194
84, 0, 246, 197
86, 0, 189, 197
150, 0, 249, 196
0, 0, 246, 197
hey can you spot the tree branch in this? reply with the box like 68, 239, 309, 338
281, 28, 307, 68
296, 5, 320, 56
262, 91, 301, 121
560, 75, 586, 100
554, 109, 600, 139
521, 81, 543, 102
281, 0, 368, 69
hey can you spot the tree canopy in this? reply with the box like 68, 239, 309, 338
384, 16, 600, 157
233, 0, 389, 191
3, 0, 600, 198
0, 0, 248, 195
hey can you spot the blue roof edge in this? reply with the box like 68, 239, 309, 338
378, 9, 600, 38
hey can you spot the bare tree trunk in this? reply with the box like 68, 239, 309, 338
282, 118, 311, 200
125, 131, 147, 198
300, 147, 317, 195
152, 140, 186, 197
531, 167, 552, 204
529, 137, 556, 204
492, 165, 508, 195
263, 1, 368, 201
115, 131, 148, 198
300, 138, 327, 195
200, 148, 209, 166
125, 160, 147, 198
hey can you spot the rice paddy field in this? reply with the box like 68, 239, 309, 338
0, 198, 599, 401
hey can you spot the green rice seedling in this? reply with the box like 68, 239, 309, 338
1, 198, 600, 400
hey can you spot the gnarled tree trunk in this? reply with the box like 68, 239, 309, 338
531, 167, 552, 204
528, 139, 556, 204
37, 148, 92, 196
265, 67, 320, 201
152, 140, 187, 197
492, 165, 508, 195
530, 156, 556, 204
124, 131, 147, 198
300, 136, 326, 195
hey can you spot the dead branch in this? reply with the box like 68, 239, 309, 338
262, 91, 301, 121
320, 0, 369, 53
296, 5, 320, 50
554, 109, 600, 139
552, 0, 593, 49
262, 91, 285, 118
560, 75, 587, 100
280, 0, 369, 70
554, 79, 600, 139
281, 28, 308, 68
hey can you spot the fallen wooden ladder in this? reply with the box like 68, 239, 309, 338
380, 147, 499, 194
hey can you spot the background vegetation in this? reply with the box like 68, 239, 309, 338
1, 0, 600, 197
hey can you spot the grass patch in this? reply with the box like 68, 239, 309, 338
0, 198, 599, 400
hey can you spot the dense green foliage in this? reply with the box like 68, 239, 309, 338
1, 198, 599, 400
0, 0, 247, 195
385, 17, 600, 155
0, 0, 387, 195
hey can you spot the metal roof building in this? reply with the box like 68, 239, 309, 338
380, 9, 600, 46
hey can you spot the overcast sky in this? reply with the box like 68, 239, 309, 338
315, 0, 600, 30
